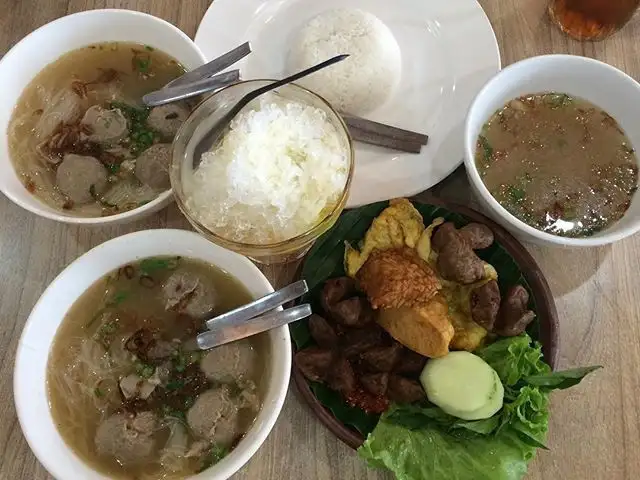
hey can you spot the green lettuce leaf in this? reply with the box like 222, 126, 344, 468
498, 386, 549, 449
478, 334, 550, 387
384, 403, 500, 436
358, 336, 601, 480
359, 415, 536, 480
525, 366, 603, 390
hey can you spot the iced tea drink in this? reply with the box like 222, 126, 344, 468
549, 0, 640, 41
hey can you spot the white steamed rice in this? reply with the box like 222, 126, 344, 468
287, 8, 402, 115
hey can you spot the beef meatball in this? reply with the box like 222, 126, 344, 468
134, 143, 172, 190
162, 271, 217, 319
147, 104, 190, 139
95, 412, 157, 465
200, 339, 257, 382
35, 88, 85, 139
81, 105, 128, 144
55, 154, 108, 204
187, 387, 240, 446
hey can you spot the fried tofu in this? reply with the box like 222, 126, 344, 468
357, 248, 441, 310
377, 295, 455, 358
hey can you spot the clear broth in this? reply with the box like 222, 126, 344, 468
476, 92, 638, 237
8, 42, 186, 217
47, 257, 269, 479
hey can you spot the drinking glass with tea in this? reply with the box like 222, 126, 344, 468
549, 0, 640, 41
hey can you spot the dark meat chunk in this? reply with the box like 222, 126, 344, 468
459, 223, 495, 250
436, 235, 485, 285
361, 343, 403, 372
495, 285, 536, 336
341, 327, 385, 359
431, 222, 457, 251
387, 375, 427, 404
321, 277, 355, 312
308, 314, 339, 348
470, 280, 501, 330
393, 349, 428, 375
332, 297, 373, 327
295, 347, 335, 382
437, 240, 485, 284
330, 297, 363, 327
327, 357, 357, 395
360, 372, 389, 397
432, 222, 486, 284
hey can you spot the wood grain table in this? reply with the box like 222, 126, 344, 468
0, 0, 639, 479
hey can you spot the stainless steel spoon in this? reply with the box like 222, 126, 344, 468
142, 70, 240, 106
182, 280, 311, 351
190, 54, 348, 166
185, 304, 312, 351
164, 42, 251, 89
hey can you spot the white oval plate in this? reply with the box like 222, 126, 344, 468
195, 0, 501, 207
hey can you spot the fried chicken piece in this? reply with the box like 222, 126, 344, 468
357, 247, 441, 310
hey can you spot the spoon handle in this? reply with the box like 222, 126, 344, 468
165, 42, 251, 89
242, 54, 349, 105
218, 54, 349, 131
142, 70, 240, 107
205, 279, 308, 330
191, 304, 312, 350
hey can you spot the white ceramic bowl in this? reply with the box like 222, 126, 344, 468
464, 54, 640, 247
0, 10, 206, 225
14, 229, 292, 480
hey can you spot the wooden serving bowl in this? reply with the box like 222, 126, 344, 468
292, 198, 559, 450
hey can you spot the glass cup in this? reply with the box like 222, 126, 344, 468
171, 80, 355, 265
549, 0, 640, 41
